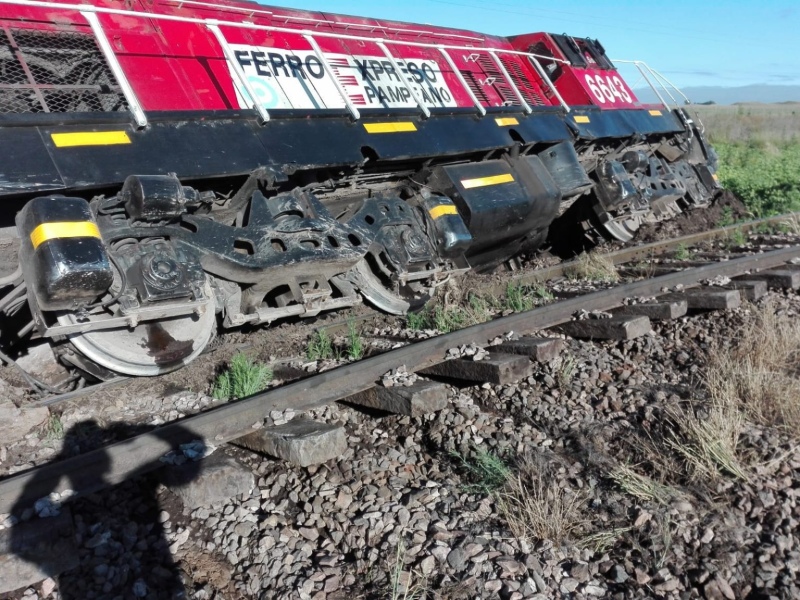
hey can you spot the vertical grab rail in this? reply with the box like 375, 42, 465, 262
526, 55, 570, 112
644, 64, 690, 106
376, 41, 430, 118
206, 21, 270, 122
633, 62, 670, 110
81, 11, 148, 128
488, 50, 532, 114
437, 46, 486, 116
303, 33, 361, 121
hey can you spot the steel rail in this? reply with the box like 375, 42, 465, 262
318, 211, 800, 336
2, 244, 800, 514
22, 212, 800, 405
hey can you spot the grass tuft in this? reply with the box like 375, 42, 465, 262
496, 454, 586, 545
345, 319, 365, 360
405, 310, 428, 331
706, 305, 800, 432
565, 252, 619, 282
665, 403, 747, 481
673, 244, 693, 261
43, 413, 64, 441
504, 282, 535, 312
213, 353, 273, 400
388, 539, 428, 600
556, 354, 577, 391
455, 448, 511, 495
579, 526, 634, 554
307, 329, 336, 361
609, 464, 679, 505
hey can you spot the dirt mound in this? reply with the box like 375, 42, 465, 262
636, 190, 750, 243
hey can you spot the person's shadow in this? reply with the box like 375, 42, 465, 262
9, 419, 204, 599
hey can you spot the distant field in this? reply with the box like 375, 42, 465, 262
687, 103, 800, 216
689, 103, 800, 145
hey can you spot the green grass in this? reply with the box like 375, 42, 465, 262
715, 140, 800, 217
504, 282, 535, 312
454, 448, 511, 494
673, 244, 693, 261
213, 353, 273, 400
533, 284, 554, 301
307, 329, 336, 361
726, 228, 747, 249
345, 319, 364, 360
405, 310, 428, 331
43, 413, 64, 441
686, 104, 800, 218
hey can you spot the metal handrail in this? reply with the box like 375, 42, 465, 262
377, 41, 431, 118
438, 46, 486, 116
303, 33, 361, 120
526, 54, 570, 112
81, 11, 148, 128
3, 0, 569, 124
488, 50, 531, 114
612, 59, 691, 109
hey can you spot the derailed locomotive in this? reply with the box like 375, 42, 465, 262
0, 0, 720, 381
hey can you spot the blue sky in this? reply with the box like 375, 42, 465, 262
271, 0, 800, 89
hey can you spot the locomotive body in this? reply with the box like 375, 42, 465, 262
0, 0, 720, 380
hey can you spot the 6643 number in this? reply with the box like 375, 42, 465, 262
584, 73, 632, 104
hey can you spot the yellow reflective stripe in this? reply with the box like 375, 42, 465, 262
30, 222, 101, 249
573, 115, 591, 123
461, 173, 515, 189
648, 109, 663, 116
712, 173, 719, 182
363, 122, 417, 134
51, 131, 132, 148
495, 117, 519, 126
429, 205, 459, 219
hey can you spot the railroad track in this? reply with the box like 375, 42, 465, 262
2, 236, 800, 516
21, 210, 800, 411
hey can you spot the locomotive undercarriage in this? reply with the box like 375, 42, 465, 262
578, 113, 719, 243
0, 110, 720, 383
3, 145, 564, 378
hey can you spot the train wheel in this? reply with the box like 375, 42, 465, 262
57, 286, 216, 377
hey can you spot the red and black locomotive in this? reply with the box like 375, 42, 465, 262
0, 0, 719, 379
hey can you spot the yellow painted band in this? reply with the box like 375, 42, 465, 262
648, 109, 663, 116
51, 131, 132, 148
461, 173, 515, 190
573, 115, 591, 123
429, 205, 459, 219
363, 122, 417, 134
495, 117, 519, 127
30, 222, 101, 249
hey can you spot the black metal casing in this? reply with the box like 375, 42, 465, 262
16, 196, 113, 311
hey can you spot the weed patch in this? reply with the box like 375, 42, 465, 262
706, 305, 800, 432
213, 353, 273, 400
454, 448, 511, 494
496, 454, 586, 544
307, 329, 336, 361
345, 320, 365, 360
674, 244, 693, 261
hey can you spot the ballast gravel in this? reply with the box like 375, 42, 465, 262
3, 290, 800, 599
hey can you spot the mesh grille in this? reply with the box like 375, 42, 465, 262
0, 27, 129, 114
